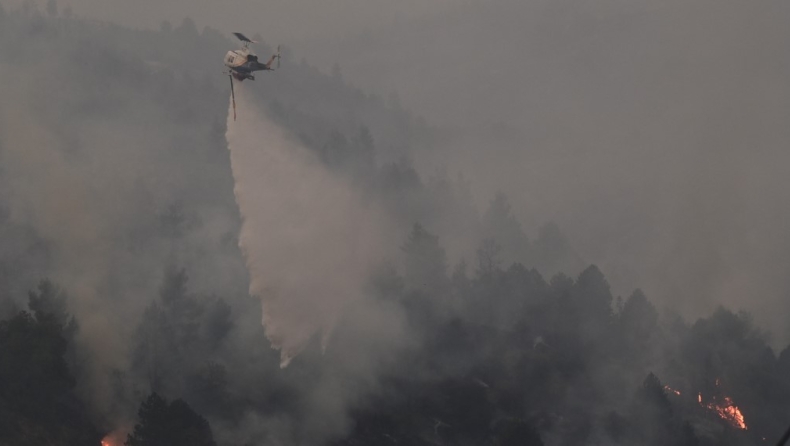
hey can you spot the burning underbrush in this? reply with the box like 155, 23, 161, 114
664, 385, 682, 396
664, 379, 748, 431
697, 379, 747, 430
101, 429, 126, 446
697, 393, 747, 430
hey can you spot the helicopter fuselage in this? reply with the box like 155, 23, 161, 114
224, 48, 273, 81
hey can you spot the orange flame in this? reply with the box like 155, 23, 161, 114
101, 430, 126, 446
663, 385, 681, 396
698, 393, 747, 430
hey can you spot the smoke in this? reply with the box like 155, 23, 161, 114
0, 39, 244, 422
225, 83, 389, 366
0, 78, 132, 415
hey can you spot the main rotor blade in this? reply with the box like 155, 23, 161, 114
233, 32, 256, 43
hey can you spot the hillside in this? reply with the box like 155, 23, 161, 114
0, 6, 789, 446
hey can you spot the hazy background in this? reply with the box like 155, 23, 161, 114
6, 0, 784, 341
1, 0, 789, 444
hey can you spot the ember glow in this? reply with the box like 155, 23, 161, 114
101, 430, 126, 446
698, 393, 748, 430
664, 385, 681, 396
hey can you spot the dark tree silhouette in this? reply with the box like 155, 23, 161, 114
401, 223, 448, 295
481, 193, 530, 266
492, 418, 544, 446
126, 393, 217, 446
0, 306, 99, 445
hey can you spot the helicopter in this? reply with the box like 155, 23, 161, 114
225, 32, 280, 120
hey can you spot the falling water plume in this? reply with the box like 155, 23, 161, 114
224, 85, 385, 367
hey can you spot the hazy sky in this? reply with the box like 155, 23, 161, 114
4, 0, 789, 343
4, 4, 790, 443
3, 0, 456, 40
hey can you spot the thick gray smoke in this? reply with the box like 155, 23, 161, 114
12, 0, 790, 344
225, 84, 389, 366
0, 77, 151, 415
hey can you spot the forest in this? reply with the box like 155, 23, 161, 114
0, 4, 789, 445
